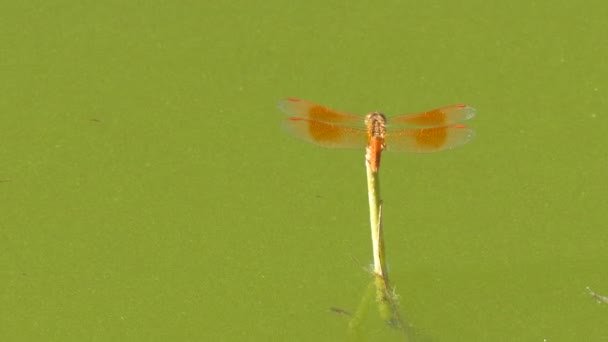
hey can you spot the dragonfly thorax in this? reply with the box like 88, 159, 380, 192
365, 112, 387, 139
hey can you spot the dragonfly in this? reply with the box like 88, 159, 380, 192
279, 98, 475, 172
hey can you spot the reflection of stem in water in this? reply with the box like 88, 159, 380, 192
374, 273, 404, 329
344, 276, 411, 341
347, 281, 375, 337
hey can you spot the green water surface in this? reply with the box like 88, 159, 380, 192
2, 1, 607, 341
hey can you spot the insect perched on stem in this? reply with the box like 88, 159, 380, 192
280, 98, 475, 172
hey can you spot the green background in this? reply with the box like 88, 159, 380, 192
2, 1, 607, 341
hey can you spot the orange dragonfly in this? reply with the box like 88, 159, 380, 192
280, 98, 475, 172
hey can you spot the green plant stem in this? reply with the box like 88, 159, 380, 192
365, 148, 387, 278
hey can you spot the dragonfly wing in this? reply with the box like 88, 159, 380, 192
390, 104, 476, 127
278, 98, 361, 123
385, 125, 475, 153
282, 117, 368, 149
